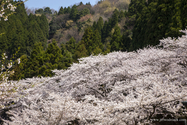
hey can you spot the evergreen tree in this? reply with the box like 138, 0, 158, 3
74, 42, 88, 60
44, 39, 63, 69
92, 21, 97, 31
28, 15, 47, 49
86, 2, 91, 5
64, 7, 71, 14
111, 9, 119, 27
79, 2, 83, 6
181, 0, 187, 29
106, 18, 112, 37
15, 3, 28, 25
110, 26, 121, 52
6, 16, 17, 57
92, 29, 103, 55
118, 10, 125, 22
38, 14, 49, 39
165, 0, 182, 37
44, 7, 52, 14
121, 31, 131, 51
130, 0, 147, 50
78, 8, 90, 18
13, 18, 27, 56
70, 5, 78, 21
25, 42, 44, 78
40, 40, 63, 76
96, 17, 104, 33
103, 41, 111, 55
66, 37, 76, 54
102, 21, 108, 43
81, 27, 94, 55
62, 50, 73, 69
58, 6, 64, 15
61, 43, 66, 55
130, 0, 186, 50
35, 8, 44, 14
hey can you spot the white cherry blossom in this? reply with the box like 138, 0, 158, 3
0, 29, 187, 124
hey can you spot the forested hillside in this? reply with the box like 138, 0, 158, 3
1, 0, 187, 124
1, 29, 187, 124
0, 0, 187, 80
0, 2, 48, 58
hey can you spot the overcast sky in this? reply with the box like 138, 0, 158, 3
24, 0, 98, 11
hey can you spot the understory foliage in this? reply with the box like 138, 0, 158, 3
0, 29, 187, 124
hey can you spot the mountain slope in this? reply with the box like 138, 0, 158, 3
1, 29, 187, 124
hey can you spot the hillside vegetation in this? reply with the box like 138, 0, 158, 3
0, 29, 187, 124
0, 0, 187, 124
0, 0, 186, 80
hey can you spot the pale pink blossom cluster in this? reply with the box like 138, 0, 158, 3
1, 29, 187, 124
0, 0, 16, 21
0, 52, 20, 83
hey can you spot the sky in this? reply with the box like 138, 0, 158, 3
24, 0, 98, 11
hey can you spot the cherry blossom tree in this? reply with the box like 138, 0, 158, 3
0, 29, 187, 124
0, 2, 25, 124
0, 0, 17, 21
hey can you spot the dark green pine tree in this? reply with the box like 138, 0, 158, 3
110, 26, 121, 52
81, 27, 94, 55
101, 21, 108, 43
124, 0, 146, 45
13, 3, 28, 23
44, 39, 63, 73
130, 0, 147, 50
44, 7, 52, 14
131, 0, 186, 51
111, 9, 119, 27
38, 14, 49, 39
25, 42, 44, 78
64, 7, 71, 14
70, 5, 78, 21
92, 21, 97, 31
181, 0, 187, 29
165, 0, 183, 37
35, 8, 44, 14
106, 18, 112, 37
92, 29, 103, 55
61, 43, 66, 55
66, 37, 76, 54
118, 10, 125, 22
127, 0, 145, 19
26, 27, 37, 55
6, 16, 17, 57
79, 8, 90, 18
79, 2, 83, 6
0, 2, 27, 58
96, 17, 104, 33
28, 14, 47, 49
58, 6, 64, 15
86, 2, 91, 5
62, 50, 73, 69
74, 41, 88, 61
121, 31, 131, 52
13, 18, 27, 57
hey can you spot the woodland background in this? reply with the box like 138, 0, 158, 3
0, 0, 187, 80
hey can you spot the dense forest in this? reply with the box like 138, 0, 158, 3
0, 0, 187, 80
